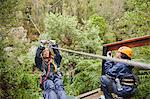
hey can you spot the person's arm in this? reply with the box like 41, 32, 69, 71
104, 61, 114, 72
35, 44, 45, 71
107, 63, 123, 78
104, 51, 114, 73
51, 44, 62, 68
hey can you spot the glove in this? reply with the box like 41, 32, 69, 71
49, 40, 56, 45
40, 40, 49, 47
40, 40, 49, 45
48, 40, 56, 48
107, 51, 112, 57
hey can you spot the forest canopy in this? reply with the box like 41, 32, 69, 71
0, 0, 150, 98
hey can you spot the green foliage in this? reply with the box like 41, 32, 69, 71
89, 15, 107, 37
115, 0, 150, 40
42, 13, 103, 53
0, 0, 39, 98
89, 14, 115, 43
43, 13, 79, 47
0, 0, 25, 28
71, 59, 101, 95
0, 34, 40, 98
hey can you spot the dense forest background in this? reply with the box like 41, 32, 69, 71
0, 0, 150, 98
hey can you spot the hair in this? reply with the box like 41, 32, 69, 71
42, 48, 51, 59
120, 52, 131, 60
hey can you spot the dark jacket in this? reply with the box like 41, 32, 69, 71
35, 44, 62, 72
104, 61, 134, 79
104, 61, 136, 96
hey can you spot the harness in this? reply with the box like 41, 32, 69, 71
121, 79, 135, 86
40, 54, 58, 86
106, 74, 136, 86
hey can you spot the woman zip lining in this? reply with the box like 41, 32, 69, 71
35, 40, 67, 99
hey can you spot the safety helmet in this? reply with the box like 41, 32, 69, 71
118, 46, 133, 58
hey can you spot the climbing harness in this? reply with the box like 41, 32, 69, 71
40, 47, 58, 85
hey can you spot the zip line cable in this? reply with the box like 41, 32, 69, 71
28, 15, 41, 34
50, 0, 62, 8
51, 47, 150, 69
29, 15, 150, 70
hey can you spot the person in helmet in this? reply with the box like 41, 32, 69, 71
100, 46, 137, 99
35, 40, 67, 99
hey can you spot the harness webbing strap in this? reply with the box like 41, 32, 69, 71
44, 60, 51, 82
121, 79, 134, 82
121, 82, 135, 86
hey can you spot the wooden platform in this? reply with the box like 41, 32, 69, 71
77, 88, 103, 99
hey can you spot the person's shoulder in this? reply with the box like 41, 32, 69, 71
116, 62, 129, 67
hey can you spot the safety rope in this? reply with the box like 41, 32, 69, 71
29, 15, 150, 70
